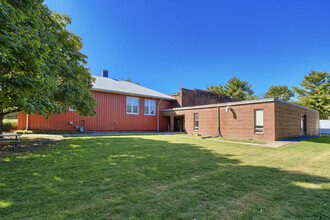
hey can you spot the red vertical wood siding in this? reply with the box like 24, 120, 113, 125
18, 91, 172, 131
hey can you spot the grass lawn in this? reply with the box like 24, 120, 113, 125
1, 135, 329, 219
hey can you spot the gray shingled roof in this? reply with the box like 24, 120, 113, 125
92, 76, 175, 100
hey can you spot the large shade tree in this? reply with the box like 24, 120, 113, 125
207, 77, 258, 101
264, 85, 294, 101
293, 70, 330, 119
0, 0, 97, 133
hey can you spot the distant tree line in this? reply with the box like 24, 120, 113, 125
207, 70, 329, 119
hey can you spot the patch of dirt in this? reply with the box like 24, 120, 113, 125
0, 135, 65, 157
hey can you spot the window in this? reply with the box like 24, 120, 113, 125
144, 99, 155, 115
255, 109, 264, 133
69, 107, 75, 111
194, 113, 199, 131
126, 97, 139, 114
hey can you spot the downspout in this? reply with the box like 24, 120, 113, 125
157, 98, 163, 132
217, 107, 222, 137
25, 114, 29, 130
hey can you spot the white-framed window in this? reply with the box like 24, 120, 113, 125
255, 109, 264, 133
144, 99, 155, 115
126, 97, 139, 114
69, 107, 76, 111
194, 113, 199, 131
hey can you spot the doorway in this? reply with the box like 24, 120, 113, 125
174, 116, 185, 132
301, 115, 307, 135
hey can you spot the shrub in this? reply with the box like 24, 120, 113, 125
4, 112, 18, 119
2, 120, 18, 132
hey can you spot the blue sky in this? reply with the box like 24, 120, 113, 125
45, 0, 330, 97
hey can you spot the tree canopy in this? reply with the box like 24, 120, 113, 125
0, 0, 97, 132
264, 85, 294, 101
292, 70, 330, 119
207, 77, 258, 101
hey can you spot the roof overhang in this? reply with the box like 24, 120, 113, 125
91, 88, 176, 100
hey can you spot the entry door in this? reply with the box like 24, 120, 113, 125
301, 115, 307, 135
174, 118, 180, 132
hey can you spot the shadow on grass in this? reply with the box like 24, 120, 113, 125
0, 136, 329, 219
0, 138, 63, 157
301, 135, 330, 144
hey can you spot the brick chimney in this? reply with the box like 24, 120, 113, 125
102, 69, 109, 78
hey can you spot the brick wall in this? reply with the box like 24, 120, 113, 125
172, 88, 236, 108
165, 101, 276, 140
219, 102, 275, 141
163, 99, 320, 141
275, 101, 320, 140
176, 108, 219, 136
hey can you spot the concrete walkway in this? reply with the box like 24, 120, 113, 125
62, 131, 176, 137
175, 136, 293, 148
177, 135, 323, 148
175, 135, 295, 148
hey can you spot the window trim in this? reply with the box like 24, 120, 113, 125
144, 99, 156, 115
194, 113, 199, 131
254, 109, 264, 134
126, 97, 139, 115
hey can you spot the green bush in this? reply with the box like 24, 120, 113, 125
2, 120, 18, 132
4, 112, 18, 119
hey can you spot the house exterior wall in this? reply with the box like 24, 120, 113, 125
165, 101, 276, 140
219, 102, 275, 141
172, 88, 236, 108
169, 108, 220, 136
18, 91, 172, 131
164, 100, 320, 141
275, 101, 320, 140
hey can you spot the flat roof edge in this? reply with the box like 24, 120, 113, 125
91, 88, 176, 100
274, 99, 319, 112
162, 98, 276, 111
162, 98, 319, 112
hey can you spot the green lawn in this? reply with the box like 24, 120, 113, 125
1, 135, 329, 219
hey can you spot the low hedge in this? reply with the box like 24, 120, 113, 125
2, 120, 18, 132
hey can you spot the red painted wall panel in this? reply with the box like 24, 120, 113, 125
18, 91, 172, 131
